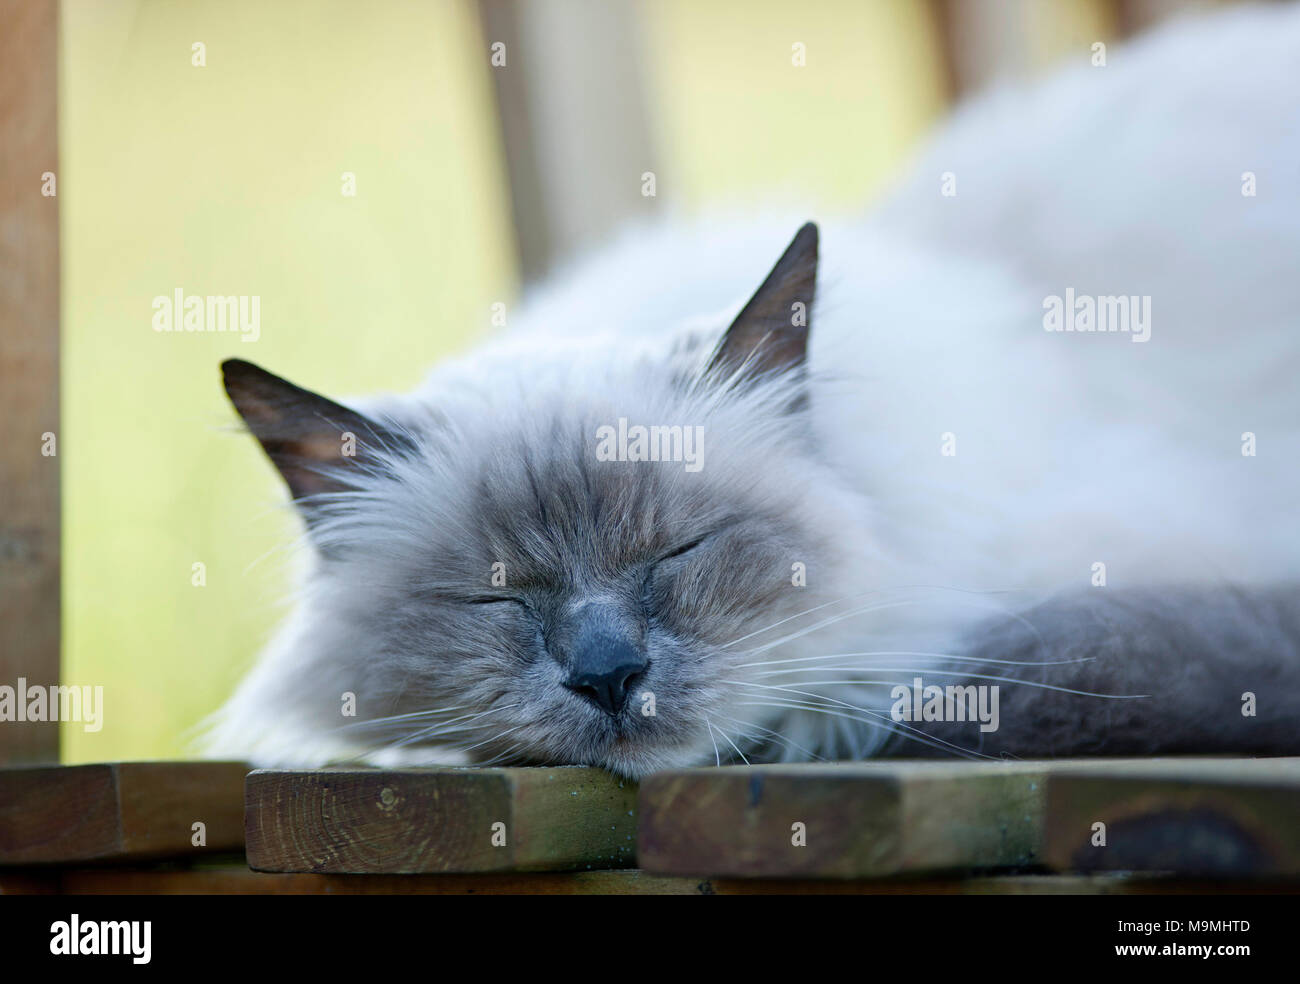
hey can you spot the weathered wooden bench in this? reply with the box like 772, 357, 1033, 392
3, 757, 1299, 894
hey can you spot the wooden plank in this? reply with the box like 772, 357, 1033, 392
245, 767, 638, 874
0, 870, 59, 894
639, 757, 1300, 879
1043, 757, 1300, 876
638, 762, 1048, 879
62, 866, 689, 895
0, 0, 61, 764
0, 762, 249, 864
54, 864, 1300, 895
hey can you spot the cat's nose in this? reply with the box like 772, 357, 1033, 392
565, 659, 646, 717
558, 602, 648, 717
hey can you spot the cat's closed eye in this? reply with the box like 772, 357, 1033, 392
465, 595, 528, 606
452, 593, 540, 623
653, 535, 711, 565
463, 594, 548, 658
642, 534, 715, 613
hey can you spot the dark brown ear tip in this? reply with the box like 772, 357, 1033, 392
222, 358, 250, 380
221, 358, 271, 394
796, 222, 818, 246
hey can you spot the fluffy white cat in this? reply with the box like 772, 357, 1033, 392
208, 4, 1300, 774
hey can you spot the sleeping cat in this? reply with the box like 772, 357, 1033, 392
206, 4, 1300, 776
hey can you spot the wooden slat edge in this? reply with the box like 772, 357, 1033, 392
53, 865, 1300, 896
0, 764, 120, 863
1044, 764, 1300, 876
638, 762, 1051, 879
0, 762, 248, 864
245, 767, 636, 874
114, 761, 249, 858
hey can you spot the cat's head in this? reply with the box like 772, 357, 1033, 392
220, 223, 875, 776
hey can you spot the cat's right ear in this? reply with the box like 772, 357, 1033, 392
707, 222, 818, 389
221, 359, 410, 512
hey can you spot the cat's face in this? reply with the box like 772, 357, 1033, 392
222, 224, 872, 776
367, 416, 838, 776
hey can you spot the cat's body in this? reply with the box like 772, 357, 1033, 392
208, 5, 1300, 774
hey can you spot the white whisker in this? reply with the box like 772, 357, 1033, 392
711, 722, 751, 765
718, 583, 1027, 651
757, 668, 1148, 699
342, 703, 475, 732
728, 680, 1011, 760
713, 713, 828, 762
703, 717, 722, 767
732, 695, 994, 760
741, 651, 1093, 671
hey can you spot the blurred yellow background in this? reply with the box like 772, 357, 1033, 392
59, 0, 1121, 761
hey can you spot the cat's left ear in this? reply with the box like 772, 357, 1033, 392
221, 359, 411, 513
707, 222, 817, 387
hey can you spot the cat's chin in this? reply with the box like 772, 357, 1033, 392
574, 732, 719, 780
591, 746, 685, 781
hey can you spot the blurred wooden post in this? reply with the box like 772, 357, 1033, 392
932, 0, 1032, 97
932, 0, 1217, 98
0, 0, 60, 764
1113, 0, 1224, 38
476, 0, 658, 283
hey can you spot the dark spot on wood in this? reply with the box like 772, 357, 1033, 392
1071, 807, 1273, 876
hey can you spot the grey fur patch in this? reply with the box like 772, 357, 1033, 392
882, 586, 1300, 758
